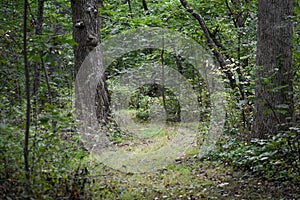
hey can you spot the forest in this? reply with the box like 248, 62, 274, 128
0, 0, 300, 199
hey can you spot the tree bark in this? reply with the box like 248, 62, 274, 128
142, 0, 148, 12
71, 0, 111, 126
252, 0, 294, 138
23, 0, 31, 195
71, 0, 100, 74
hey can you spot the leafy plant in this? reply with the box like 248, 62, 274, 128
207, 128, 300, 182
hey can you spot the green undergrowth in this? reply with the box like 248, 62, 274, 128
87, 120, 300, 199
1, 98, 299, 199
205, 128, 300, 183
88, 155, 300, 199
89, 159, 231, 199
0, 100, 92, 199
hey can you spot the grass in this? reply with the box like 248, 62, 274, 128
86, 109, 300, 199
89, 159, 222, 199
88, 155, 300, 199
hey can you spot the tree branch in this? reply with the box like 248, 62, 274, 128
179, 0, 236, 90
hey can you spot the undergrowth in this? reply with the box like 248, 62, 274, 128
205, 127, 300, 183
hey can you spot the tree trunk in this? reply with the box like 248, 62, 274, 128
142, 0, 148, 12
71, 0, 111, 125
23, 0, 31, 195
252, 0, 294, 138
71, 0, 100, 74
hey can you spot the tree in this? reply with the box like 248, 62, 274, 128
71, 0, 111, 126
252, 0, 294, 138
179, 0, 256, 130
23, 0, 31, 196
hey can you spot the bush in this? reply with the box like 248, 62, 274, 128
129, 85, 181, 122
206, 128, 300, 182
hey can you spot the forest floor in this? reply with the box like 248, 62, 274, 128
86, 111, 300, 199
89, 157, 300, 199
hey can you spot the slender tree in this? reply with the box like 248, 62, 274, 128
142, 0, 148, 12
23, 0, 31, 196
180, 0, 251, 128
252, 0, 294, 137
127, 0, 133, 18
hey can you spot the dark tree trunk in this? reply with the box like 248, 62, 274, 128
35, 0, 44, 35
142, 0, 148, 11
33, 0, 45, 117
252, 0, 294, 138
23, 0, 31, 195
71, 0, 111, 125
127, 0, 133, 18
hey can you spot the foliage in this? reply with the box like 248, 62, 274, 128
0, 90, 91, 199
206, 128, 300, 182
0, 0, 299, 198
89, 157, 299, 199
129, 84, 181, 122
0, 0, 90, 198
